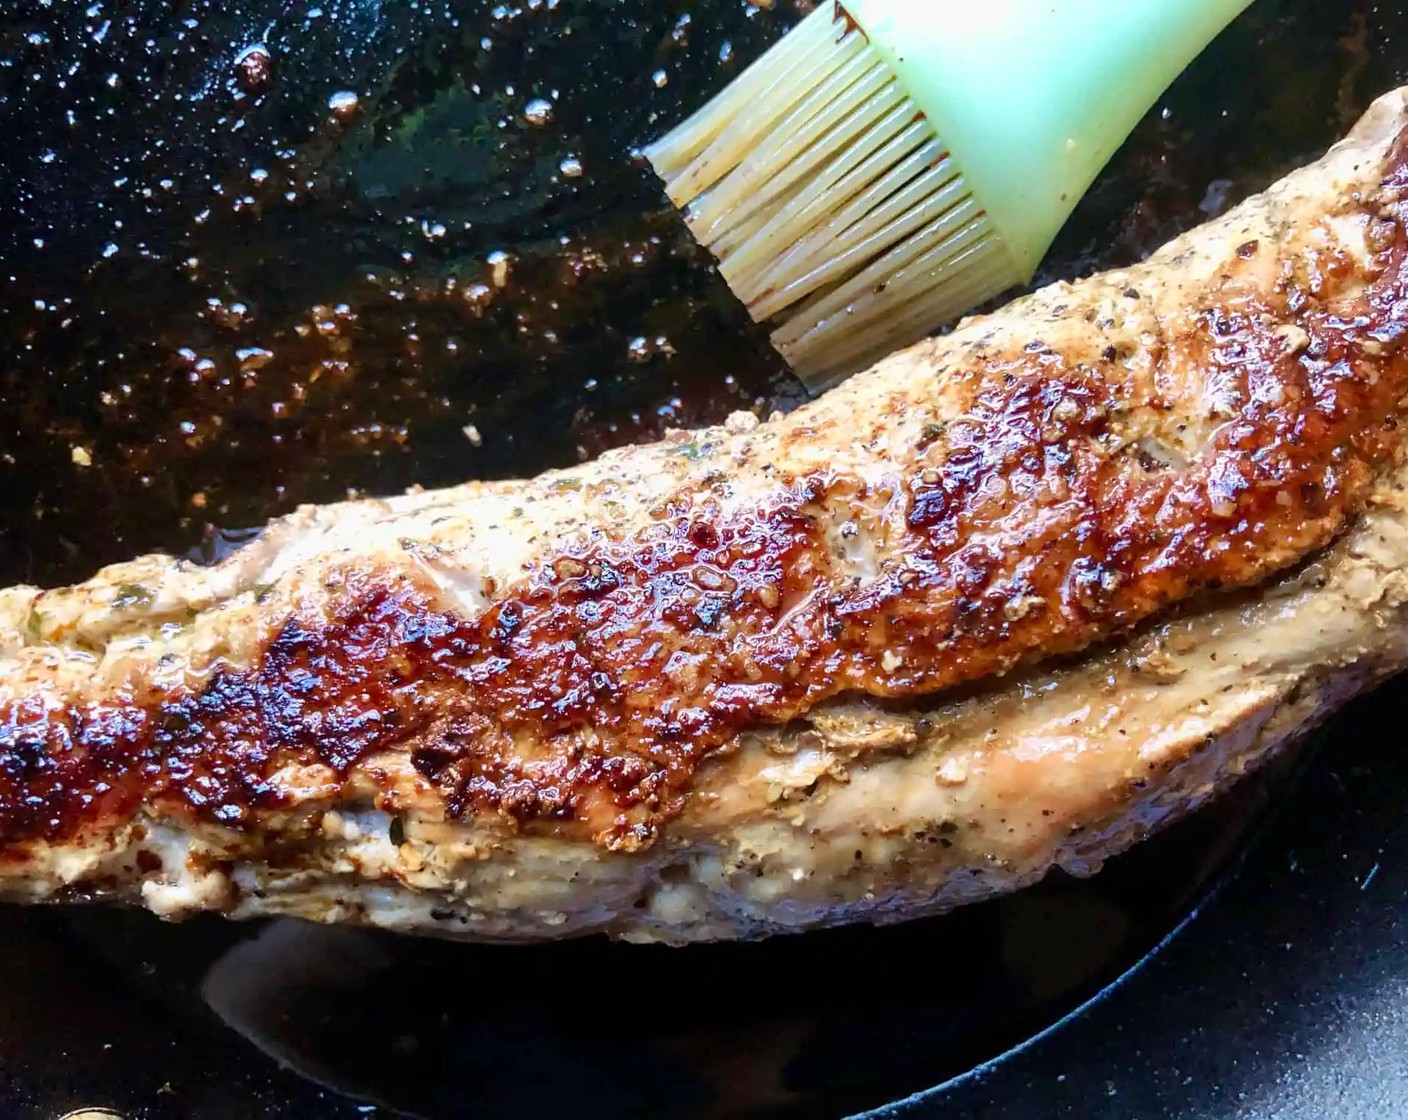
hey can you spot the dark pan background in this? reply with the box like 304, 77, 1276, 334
2, 2, 1408, 1117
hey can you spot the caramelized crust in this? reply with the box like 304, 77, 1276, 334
3, 93, 1408, 935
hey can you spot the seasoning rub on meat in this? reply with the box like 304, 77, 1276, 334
5, 89, 1408, 945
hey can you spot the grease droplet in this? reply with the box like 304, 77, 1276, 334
234, 45, 273, 94
327, 90, 360, 119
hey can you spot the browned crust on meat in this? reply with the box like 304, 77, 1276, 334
5, 125, 1408, 855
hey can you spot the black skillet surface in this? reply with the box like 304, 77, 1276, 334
0, 2, 1404, 1117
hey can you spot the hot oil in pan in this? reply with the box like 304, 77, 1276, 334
0, 0, 807, 586
0, 1, 1399, 1118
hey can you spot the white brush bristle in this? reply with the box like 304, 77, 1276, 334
644, 5, 1022, 391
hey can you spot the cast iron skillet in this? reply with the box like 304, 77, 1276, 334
2, 2, 1406, 1117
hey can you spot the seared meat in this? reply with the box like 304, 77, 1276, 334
5, 89, 1408, 944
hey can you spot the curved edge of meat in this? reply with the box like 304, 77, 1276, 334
8, 468, 1406, 945
2, 89, 1408, 943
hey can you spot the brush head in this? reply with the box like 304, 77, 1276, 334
643, 5, 1023, 392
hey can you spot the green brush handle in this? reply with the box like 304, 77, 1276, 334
845, 0, 1255, 279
